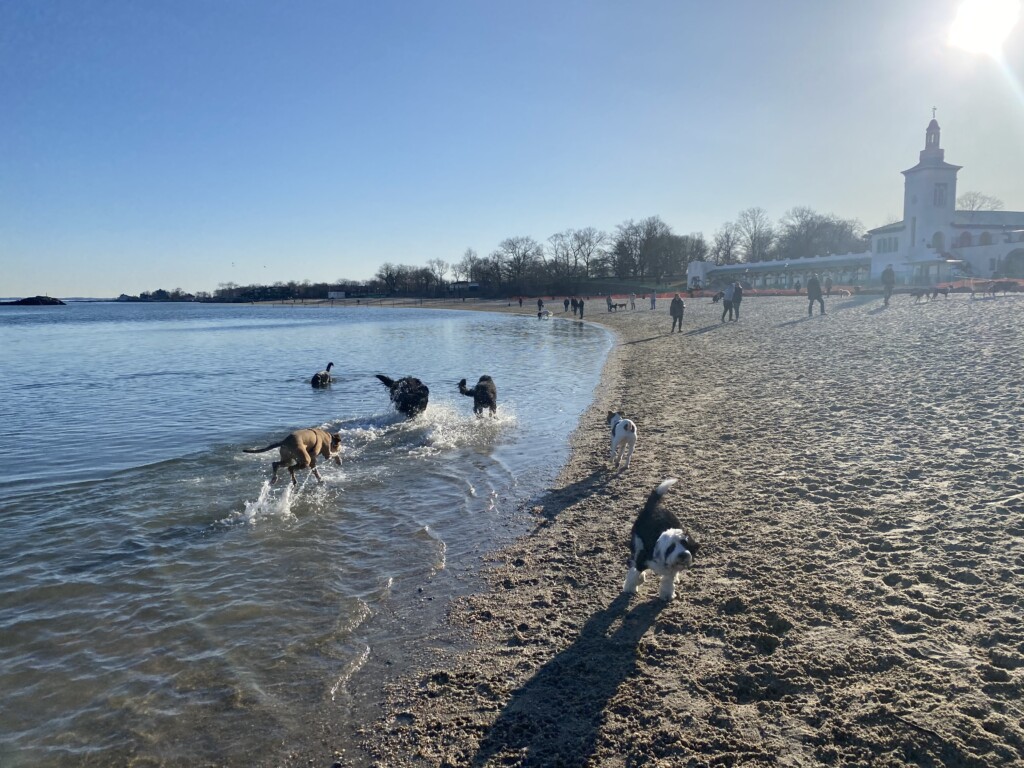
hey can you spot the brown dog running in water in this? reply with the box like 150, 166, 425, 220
243, 428, 342, 485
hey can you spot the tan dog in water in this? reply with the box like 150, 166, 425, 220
243, 428, 342, 486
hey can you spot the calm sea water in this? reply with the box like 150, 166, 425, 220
0, 302, 611, 766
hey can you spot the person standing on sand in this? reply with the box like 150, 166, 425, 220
563, 297, 570, 313
669, 293, 685, 333
806, 274, 825, 316
721, 282, 735, 322
518, 297, 523, 308
606, 295, 614, 313
881, 264, 895, 306
650, 291, 657, 310
578, 298, 584, 319
537, 298, 544, 313
795, 279, 802, 293
825, 276, 833, 297
731, 282, 744, 321
630, 293, 636, 310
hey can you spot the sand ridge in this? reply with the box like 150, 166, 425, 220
344, 293, 1024, 767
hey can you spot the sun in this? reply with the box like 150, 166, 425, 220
949, 0, 1021, 56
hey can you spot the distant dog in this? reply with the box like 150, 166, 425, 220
837, 289, 852, 298
244, 428, 342, 486
931, 287, 950, 300
458, 375, 497, 417
986, 280, 1017, 297
910, 288, 929, 302
607, 410, 637, 470
311, 362, 334, 388
614, 303, 627, 311
623, 478, 701, 601
538, 309, 551, 319
711, 291, 724, 303
376, 374, 430, 417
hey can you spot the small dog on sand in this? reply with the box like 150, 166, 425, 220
931, 287, 950, 300
458, 375, 498, 417
623, 478, 701, 601
243, 428, 342, 485
607, 410, 637, 470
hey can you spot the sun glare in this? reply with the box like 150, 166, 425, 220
949, 0, 1021, 56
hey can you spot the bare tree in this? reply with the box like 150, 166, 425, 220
457, 247, 481, 283
569, 227, 608, 278
426, 258, 449, 295
496, 236, 544, 290
375, 263, 400, 294
547, 231, 575, 279
711, 222, 740, 265
775, 207, 866, 260
957, 191, 1004, 211
735, 207, 775, 262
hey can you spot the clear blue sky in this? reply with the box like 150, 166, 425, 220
2, 0, 1022, 298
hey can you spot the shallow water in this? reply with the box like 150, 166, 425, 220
0, 302, 611, 766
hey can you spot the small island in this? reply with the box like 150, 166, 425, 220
0, 296, 66, 306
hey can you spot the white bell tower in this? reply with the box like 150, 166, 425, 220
901, 112, 961, 261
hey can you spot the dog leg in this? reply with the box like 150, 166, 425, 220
271, 461, 281, 485
311, 465, 324, 483
658, 573, 677, 601
622, 441, 635, 470
623, 565, 641, 594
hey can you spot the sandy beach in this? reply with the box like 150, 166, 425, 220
327, 291, 1023, 767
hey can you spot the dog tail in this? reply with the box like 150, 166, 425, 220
623, 421, 636, 433
642, 477, 678, 514
376, 374, 395, 389
243, 441, 282, 454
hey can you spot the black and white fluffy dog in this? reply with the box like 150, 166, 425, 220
607, 410, 637, 470
458, 375, 497, 417
375, 374, 430, 417
623, 478, 701, 601
311, 362, 334, 388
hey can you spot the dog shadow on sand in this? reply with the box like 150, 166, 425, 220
471, 593, 664, 767
533, 470, 609, 523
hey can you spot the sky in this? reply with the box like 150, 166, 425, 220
2, 0, 1023, 298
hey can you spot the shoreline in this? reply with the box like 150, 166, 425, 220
316, 294, 1023, 767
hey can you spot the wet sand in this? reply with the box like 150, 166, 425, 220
338, 292, 1024, 767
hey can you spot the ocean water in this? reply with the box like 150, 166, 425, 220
0, 302, 611, 766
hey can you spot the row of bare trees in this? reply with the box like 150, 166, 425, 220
136, 192, 1002, 301
372, 207, 872, 297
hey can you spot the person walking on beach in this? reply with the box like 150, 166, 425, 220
630, 293, 636, 310
563, 297, 570, 313
824, 276, 833, 297
669, 293, 685, 333
721, 282, 735, 322
577, 298, 584, 319
881, 264, 895, 306
537, 298, 544, 314
606, 295, 614, 313
518, 297, 523, 308
731, 281, 744, 321
650, 291, 657, 310
806, 274, 825, 316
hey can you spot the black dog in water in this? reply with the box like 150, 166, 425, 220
458, 375, 498, 417
375, 374, 430, 417
311, 362, 334, 388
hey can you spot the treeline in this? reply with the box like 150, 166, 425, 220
373, 208, 868, 297
134, 206, 869, 301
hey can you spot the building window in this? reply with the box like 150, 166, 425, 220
934, 183, 947, 207
981, 232, 992, 245
932, 232, 945, 251
958, 231, 971, 247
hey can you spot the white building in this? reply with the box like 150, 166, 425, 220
688, 118, 1024, 288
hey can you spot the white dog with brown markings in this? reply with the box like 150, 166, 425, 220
244, 428, 342, 486
607, 410, 637, 470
